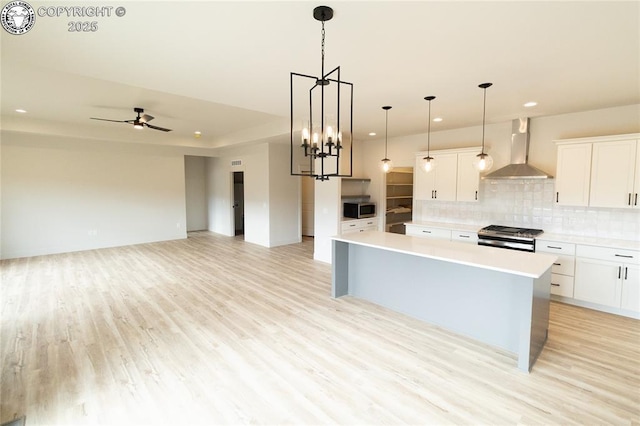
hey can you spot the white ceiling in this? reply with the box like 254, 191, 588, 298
1, 1, 638, 150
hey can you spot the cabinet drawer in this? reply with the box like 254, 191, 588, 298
341, 221, 361, 232
536, 240, 576, 255
576, 245, 640, 264
551, 255, 575, 276
406, 226, 451, 240
451, 231, 478, 243
550, 273, 574, 298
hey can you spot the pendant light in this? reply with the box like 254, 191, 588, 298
421, 96, 436, 173
380, 106, 393, 173
289, 5, 354, 181
473, 82, 494, 172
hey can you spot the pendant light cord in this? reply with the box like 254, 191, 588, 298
481, 87, 487, 152
427, 101, 432, 155
385, 109, 389, 158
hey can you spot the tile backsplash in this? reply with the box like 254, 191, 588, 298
415, 179, 640, 241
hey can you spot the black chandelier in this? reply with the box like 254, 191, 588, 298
290, 5, 354, 181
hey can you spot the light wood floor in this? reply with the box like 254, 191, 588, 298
1, 231, 639, 425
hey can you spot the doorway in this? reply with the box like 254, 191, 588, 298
233, 171, 245, 236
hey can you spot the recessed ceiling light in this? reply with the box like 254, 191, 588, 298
524, 101, 537, 108
368, 132, 376, 136
433, 117, 443, 122
194, 131, 202, 138
15, 109, 27, 113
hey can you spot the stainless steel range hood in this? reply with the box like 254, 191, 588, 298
483, 118, 552, 179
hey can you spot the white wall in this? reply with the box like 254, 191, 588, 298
184, 155, 208, 231
268, 142, 301, 247
243, 143, 271, 247
206, 156, 234, 237
313, 177, 341, 263
206, 140, 301, 248
1, 131, 187, 259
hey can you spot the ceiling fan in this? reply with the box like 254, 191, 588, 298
90, 107, 172, 132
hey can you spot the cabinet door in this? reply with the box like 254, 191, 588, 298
456, 152, 480, 202
621, 264, 640, 312
589, 140, 637, 208
550, 273, 575, 298
414, 156, 435, 200
555, 143, 592, 206
433, 154, 458, 201
575, 258, 622, 307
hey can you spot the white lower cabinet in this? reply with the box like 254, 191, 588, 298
621, 265, 640, 311
451, 231, 478, 244
536, 239, 576, 298
405, 225, 451, 240
574, 245, 639, 313
341, 218, 377, 234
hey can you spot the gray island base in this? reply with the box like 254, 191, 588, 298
331, 231, 557, 372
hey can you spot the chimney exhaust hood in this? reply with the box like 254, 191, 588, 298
483, 118, 552, 179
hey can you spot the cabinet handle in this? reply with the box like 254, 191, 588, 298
431, 190, 434, 199
434, 190, 437, 199
475, 190, 478, 201
422, 230, 431, 233
635, 193, 638, 206
556, 192, 559, 203
618, 266, 622, 279
625, 267, 628, 280
553, 262, 561, 266
546, 245, 562, 250
615, 254, 633, 259
459, 234, 470, 238
551, 283, 560, 287
629, 193, 632, 206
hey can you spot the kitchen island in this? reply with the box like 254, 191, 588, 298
331, 231, 557, 372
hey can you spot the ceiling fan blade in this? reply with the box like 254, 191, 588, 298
90, 117, 128, 123
145, 123, 172, 132
140, 114, 154, 123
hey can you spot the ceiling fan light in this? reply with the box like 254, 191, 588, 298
133, 121, 144, 129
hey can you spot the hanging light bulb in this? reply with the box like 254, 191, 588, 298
473, 82, 494, 172
380, 106, 393, 173
421, 96, 436, 173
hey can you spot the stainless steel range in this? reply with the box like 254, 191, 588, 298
478, 225, 544, 252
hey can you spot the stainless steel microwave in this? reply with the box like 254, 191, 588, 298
343, 202, 376, 219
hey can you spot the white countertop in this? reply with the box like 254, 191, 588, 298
332, 231, 557, 279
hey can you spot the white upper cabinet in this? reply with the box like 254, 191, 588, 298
589, 139, 637, 208
554, 134, 640, 208
414, 147, 480, 202
456, 151, 481, 202
555, 143, 592, 206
